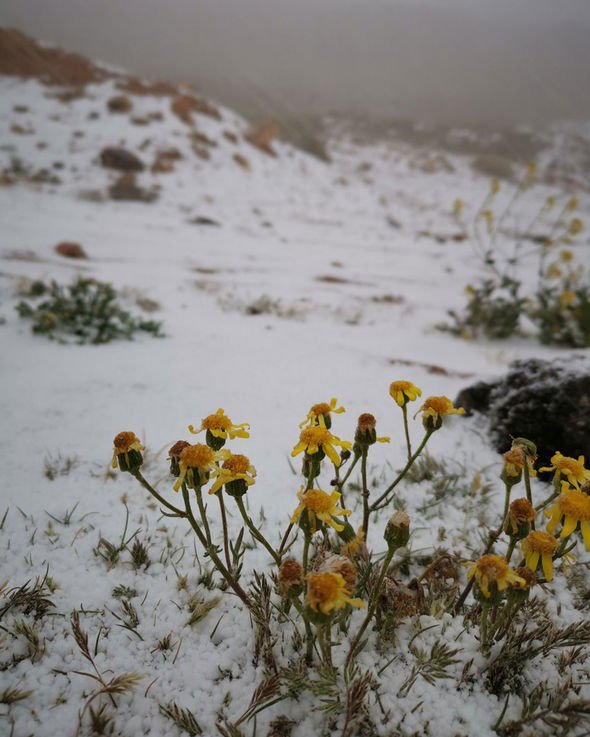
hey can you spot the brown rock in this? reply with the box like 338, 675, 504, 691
55, 242, 87, 259
109, 173, 157, 202
100, 147, 145, 172
233, 153, 250, 171
244, 122, 278, 156
171, 94, 221, 124
107, 95, 133, 113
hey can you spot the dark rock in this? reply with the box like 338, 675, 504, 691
100, 147, 144, 172
109, 173, 157, 202
189, 216, 221, 227
456, 357, 590, 467
107, 95, 133, 113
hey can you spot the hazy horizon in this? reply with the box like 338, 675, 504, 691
2, 0, 590, 127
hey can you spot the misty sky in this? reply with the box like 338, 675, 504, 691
2, 0, 590, 126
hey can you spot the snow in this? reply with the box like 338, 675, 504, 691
0, 70, 589, 737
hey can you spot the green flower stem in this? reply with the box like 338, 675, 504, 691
505, 537, 517, 564
480, 604, 491, 653
317, 623, 333, 669
181, 484, 252, 608
361, 447, 370, 538
277, 522, 295, 560
371, 429, 434, 512
194, 486, 213, 546
500, 481, 513, 532
337, 454, 360, 507
131, 470, 185, 517
302, 532, 311, 578
290, 597, 316, 665
234, 496, 281, 565
401, 404, 412, 461
535, 490, 559, 513
523, 465, 535, 529
345, 547, 395, 671
217, 491, 233, 574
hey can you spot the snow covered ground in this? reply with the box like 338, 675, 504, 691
0, 64, 589, 737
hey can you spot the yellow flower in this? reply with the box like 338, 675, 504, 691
389, 380, 422, 407
560, 249, 574, 263
559, 290, 577, 310
306, 571, 364, 615
491, 179, 500, 195
569, 218, 583, 236
540, 452, 590, 490
291, 488, 351, 532
112, 431, 144, 471
415, 396, 465, 430
521, 531, 558, 581
340, 529, 366, 558
173, 443, 218, 492
189, 408, 250, 441
299, 397, 345, 429
566, 196, 578, 212
208, 452, 256, 496
467, 554, 525, 600
545, 485, 590, 551
291, 418, 351, 467
547, 263, 562, 279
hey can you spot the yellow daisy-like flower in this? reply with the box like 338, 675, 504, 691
208, 452, 256, 496
189, 408, 250, 441
559, 291, 577, 310
340, 529, 366, 558
467, 554, 525, 600
306, 571, 364, 615
299, 397, 345, 429
521, 531, 558, 582
173, 443, 218, 492
354, 413, 390, 446
569, 218, 583, 236
291, 418, 351, 467
112, 431, 144, 471
560, 249, 574, 263
389, 380, 422, 407
291, 488, 351, 532
540, 452, 590, 490
545, 485, 590, 551
415, 396, 465, 431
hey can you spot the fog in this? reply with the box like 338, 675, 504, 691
2, 0, 590, 126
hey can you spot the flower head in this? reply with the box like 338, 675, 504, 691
291, 488, 351, 533
501, 445, 537, 485
291, 417, 351, 467
168, 440, 190, 477
319, 554, 357, 593
189, 408, 249, 449
540, 452, 590, 490
278, 559, 304, 597
545, 484, 590, 551
415, 396, 465, 431
522, 531, 558, 582
299, 397, 345, 429
504, 498, 536, 538
389, 381, 422, 408
467, 554, 525, 601
208, 452, 256, 496
306, 571, 363, 615
173, 443, 218, 492
112, 431, 144, 472
354, 413, 390, 447
340, 529, 366, 559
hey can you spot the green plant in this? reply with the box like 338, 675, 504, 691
445, 173, 589, 346
16, 277, 162, 344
